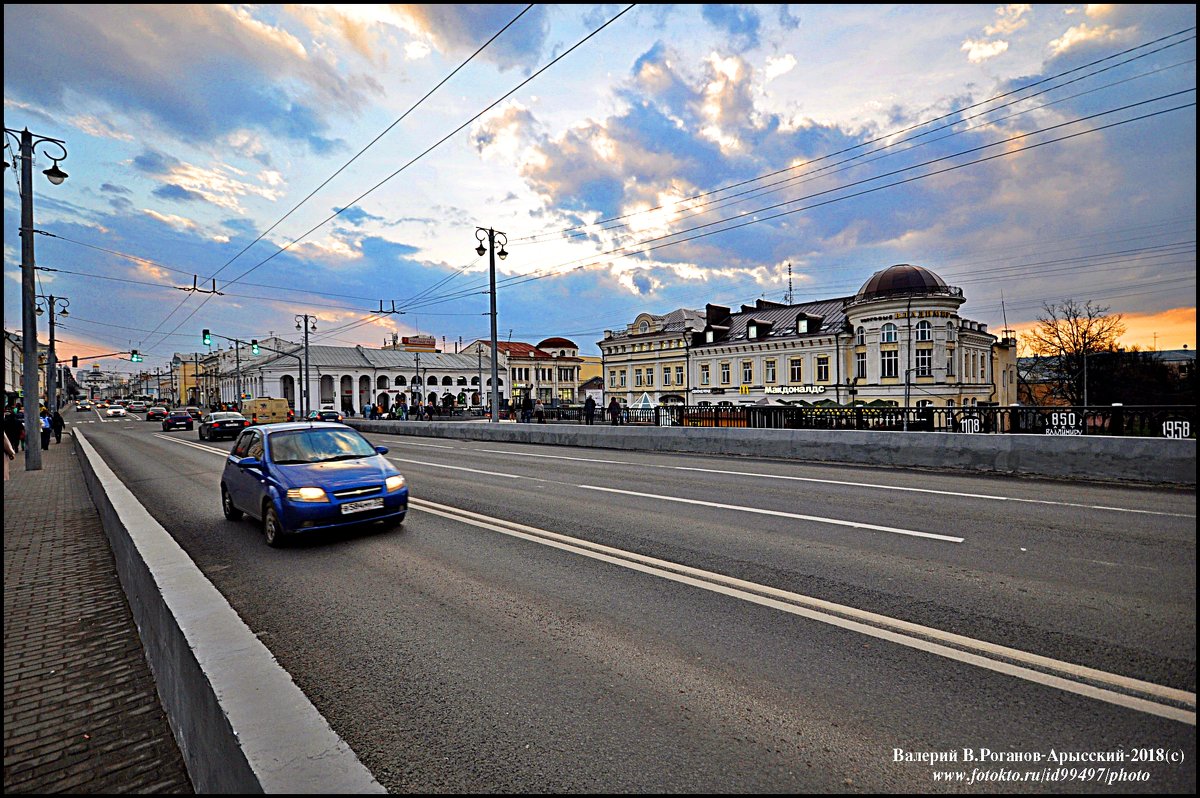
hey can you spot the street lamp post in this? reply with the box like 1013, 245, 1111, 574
6, 127, 68, 471
682, 325, 694, 407
474, 227, 507, 423
35, 294, 69, 413
295, 315, 317, 416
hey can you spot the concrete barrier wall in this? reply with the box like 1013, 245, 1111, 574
73, 429, 384, 794
347, 419, 1196, 486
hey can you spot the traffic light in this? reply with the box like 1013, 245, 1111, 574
251, 339, 260, 355
202, 329, 212, 346
130, 350, 142, 362
72, 355, 79, 368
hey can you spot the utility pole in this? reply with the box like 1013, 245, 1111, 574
474, 227, 508, 422
10, 127, 68, 470
295, 315, 316, 416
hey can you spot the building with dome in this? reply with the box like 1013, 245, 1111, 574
599, 264, 1018, 409
462, 336, 584, 407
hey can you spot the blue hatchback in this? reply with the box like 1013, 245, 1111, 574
220, 422, 408, 547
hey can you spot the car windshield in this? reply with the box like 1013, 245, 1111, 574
169, 412, 190, 419
268, 428, 377, 465
211, 413, 243, 421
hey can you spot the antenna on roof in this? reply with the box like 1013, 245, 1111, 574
1000, 290, 1014, 338
784, 262, 794, 305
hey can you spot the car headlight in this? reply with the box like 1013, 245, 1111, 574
385, 475, 406, 493
286, 487, 329, 502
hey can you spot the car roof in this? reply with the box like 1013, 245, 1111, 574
258, 421, 349, 434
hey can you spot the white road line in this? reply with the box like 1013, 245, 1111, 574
580, 485, 964, 543
152, 433, 228, 455
675, 466, 1196, 518
413, 497, 1194, 725
429, 441, 1194, 518
387, 456, 523, 479
394, 441, 460, 450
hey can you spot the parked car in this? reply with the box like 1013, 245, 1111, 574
161, 410, 194, 431
306, 409, 344, 423
105, 405, 127, 417
146, 406, 168, 421
185, 406, 203, 420
220, 423, 408, 548
199, 412, 250, 441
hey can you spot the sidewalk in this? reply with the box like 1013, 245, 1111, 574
3, 431, 192, 793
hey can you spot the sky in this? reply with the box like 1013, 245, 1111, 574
4, 4, 1196, 379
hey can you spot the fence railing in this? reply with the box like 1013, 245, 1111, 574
499, 404, 1196, 438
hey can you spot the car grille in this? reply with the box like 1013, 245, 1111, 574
331, 485, 382, 499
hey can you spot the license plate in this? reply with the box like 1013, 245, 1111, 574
341, 498, 384, 514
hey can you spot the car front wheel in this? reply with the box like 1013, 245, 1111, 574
221, 485, 243, 521
263, 503, 286, 548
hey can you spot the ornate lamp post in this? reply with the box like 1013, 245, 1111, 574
474, 227, 507, 422
35, 295, 69, 413
295, 314, 317, 416
5, 127, 68, 471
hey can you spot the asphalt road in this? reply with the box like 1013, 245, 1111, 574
76, 411, 1196, 792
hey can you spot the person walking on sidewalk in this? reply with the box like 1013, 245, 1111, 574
608, 397, 621, 426
4, 407, 22, 452
39, 408, 53, 451
52, 409, 65, 444
4, 429, 14, 480
584, 395, 596, 425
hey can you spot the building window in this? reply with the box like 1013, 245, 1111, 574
796, 316, 808, 334
881, 350, 898, 379
916, 348, 933, 377
916, 399, 933, 409
635, 369, 643, 387
856, 326, 865, 346
816, 355, 829, 383
765, 359, 776, 383
645, 368, 654, 387
608, 370, 616, 388
747, 323, 758, 339
947, 348, 955, 376
639, 321, 649, 334
662, 367, 671, 386
916, 320, 932, 342
720, 362, 731, 384
789, 358, 802, 383
741, 360, 753, 384
674, 365, 683, 386
881, 323, 898, 343
700, 363, 711, 385
855, 351, 866, 379
619, 370, 627, 388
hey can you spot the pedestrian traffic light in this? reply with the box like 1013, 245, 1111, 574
72, 355, 79, 368
251, 339, 260, 355
202, 329, 211, 346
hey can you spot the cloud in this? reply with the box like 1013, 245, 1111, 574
1048, 22, 1122, 56
130, 148, 283, 212
962, 38, 1010, 63
2, 5, 379, 152
700, 5, 763, 52
391, 5, 551, 72
152, 184, 206, 203
985, 4, 1032, 36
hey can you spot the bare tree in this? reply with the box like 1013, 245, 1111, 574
1023, 299, 1125, 406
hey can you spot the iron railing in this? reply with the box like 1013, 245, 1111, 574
485, 404, 1195, 438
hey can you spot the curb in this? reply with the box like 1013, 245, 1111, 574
73, 429, 384, 793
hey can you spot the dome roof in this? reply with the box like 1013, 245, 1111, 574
855, 264, 950, 301
537, 336, 577, 350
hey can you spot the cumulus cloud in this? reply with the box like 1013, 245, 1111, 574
390, 4, 550, 72
2, 5, 379, 152
700, 5, 762, 53
1048, 22, 1121, 56
962, 38, 1010, 63
985, 4, 1032, 36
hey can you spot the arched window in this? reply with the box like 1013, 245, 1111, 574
471, 377, 480, 385
442, 376, 453, 386
457, 376, 467, 385
855, 326, 865, 346
377, 375, 389, 389
916, 320, 932, 342
881, 323, 898, 343
947, 322, 956, 341
639, 320, 650, 334
395, 375, 407, 386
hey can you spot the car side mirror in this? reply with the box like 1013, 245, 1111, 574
236, 456, 263, 470
374, 446, 389, 455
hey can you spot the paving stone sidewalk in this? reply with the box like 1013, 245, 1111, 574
3, 431, 192, 794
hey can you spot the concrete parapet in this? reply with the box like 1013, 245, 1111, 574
73, 429, 384, 794
347, 419, 1196, 486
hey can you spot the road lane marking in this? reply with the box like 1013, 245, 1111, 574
414, 497, 1195, 725
580, 485, 964, 543
407, 440, 1195, 519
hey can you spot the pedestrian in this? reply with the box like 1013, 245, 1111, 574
608, 397, 621, 426
51, 409, 65, 444
521, 395, 534, 423
3, 408, 22, 453
39, 408, 53, 450
3, 428, 14, 480
584, 395, 596, 425
535, 399, 545, 423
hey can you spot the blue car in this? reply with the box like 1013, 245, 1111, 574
220, 422, 408, 547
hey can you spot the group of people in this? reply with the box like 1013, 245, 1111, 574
3, 403, 67, 477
